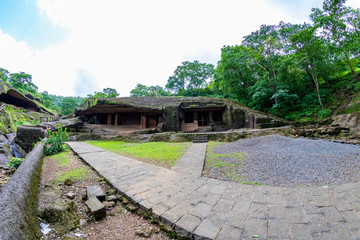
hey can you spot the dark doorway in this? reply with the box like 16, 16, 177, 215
184, 112, 194, 123
198, 112, 209, 126
213, 111, 223, 122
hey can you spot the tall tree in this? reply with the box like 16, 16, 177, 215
166, 60, 215, 94
311, 0, 358, 76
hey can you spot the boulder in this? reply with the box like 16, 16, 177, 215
85, 196, 106, 221
41, 198, 79, 234
15, 126, 47, 152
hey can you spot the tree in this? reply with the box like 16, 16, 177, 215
242, 24, 287, 115
214, 45, 254, 102
130, 84, 170, 97
288, 24, 333, 110
0, 68, 9, 82
311, 0, 359, 76
61, 97, 78, 115
89, 88, 120, 98
8, 72, 38, 93
166, 60, 215, 94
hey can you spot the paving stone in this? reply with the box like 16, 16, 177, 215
175, 214, 202, 238
205, 211, 227, 231
252, 192, 268, 204
191, 202, 214, 219
339, 210, 360, 229
152, 203, 170, 218
232, 199, 251, 212
307, 213, 331, 233
213, 198, 235, 213
243, 217, 267, 239
210, 183, 228, 195
85, 196, 106, 221
267, 193, 283, 205
193, 224, 218, 240
290, 223, 312, 240
286, 206, 307, 223
186, 191, 207, 205
216, 224, 243, 240
87, 185, 105, 201
201, 193, 222, 206
249, 202, 267, 219
312, 231, 334, 240
268, 205, 287, 219
320, 206, 344, 222
329, 222, 357, 239
268, 218, 290, 239
302, 202, 322, 214
222, 187, 240, 200
226, 210, 248, 229
331, 199, 353, 211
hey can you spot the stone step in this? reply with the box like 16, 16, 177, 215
193, 135, 208, 143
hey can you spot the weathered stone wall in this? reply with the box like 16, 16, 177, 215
229, 107, 246, 129
162, 106, 179, 132
0, 142, 45, 240
15, 126, 47, 152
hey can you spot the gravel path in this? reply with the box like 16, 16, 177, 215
209, 135, 360, 187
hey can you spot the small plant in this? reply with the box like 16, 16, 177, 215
7, 157, 24, 169
44, 125, 69, 156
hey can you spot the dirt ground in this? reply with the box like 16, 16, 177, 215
38, 149, 172, 240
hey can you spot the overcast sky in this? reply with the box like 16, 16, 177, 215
0, 0, 359, 97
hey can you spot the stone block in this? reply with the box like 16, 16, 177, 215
85, 196, 106, 221
87, 185, 105, 201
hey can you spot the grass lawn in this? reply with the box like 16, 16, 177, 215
86, 141, 192, 168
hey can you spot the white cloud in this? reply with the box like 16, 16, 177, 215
0, 0, 359, 97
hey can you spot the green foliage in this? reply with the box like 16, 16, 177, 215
166, 60, 215, 95
60, 97, 79, 115
87, 141, 191, 167
15, 119, 40, 126
49, 150, 70, 166
212, 1, 360, 121
8, 72, 38, 94
88, 88, 120, 98
7, 157, 24, 169
130, 84, 171, 97
57, 168, 87, 182
44, 126, 69, 156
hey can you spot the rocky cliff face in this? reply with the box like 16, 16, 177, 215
332, 92, 360, 135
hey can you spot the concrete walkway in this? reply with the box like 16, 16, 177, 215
67, 142, 360, 240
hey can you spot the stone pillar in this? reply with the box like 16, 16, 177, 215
209, 111, 214, 125
227, 106, 232, 129
140, 113, 147, 128
107, 114, 112, 125
114, 113, 118, 126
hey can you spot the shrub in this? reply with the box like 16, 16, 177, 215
44, 125, 69, 156
7, 157, 24, 169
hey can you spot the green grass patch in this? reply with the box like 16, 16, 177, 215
49, 150, 70, 166
206, 142, 263, 185
86, 141, 191, 167
57, 168, 87, 182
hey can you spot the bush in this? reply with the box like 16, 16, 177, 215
7, 157, 24, 169
44, 125, 69, 156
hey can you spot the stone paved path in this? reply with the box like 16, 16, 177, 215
67, 142, 360, 240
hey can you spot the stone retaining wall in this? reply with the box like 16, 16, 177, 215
0, 142, 45, 240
